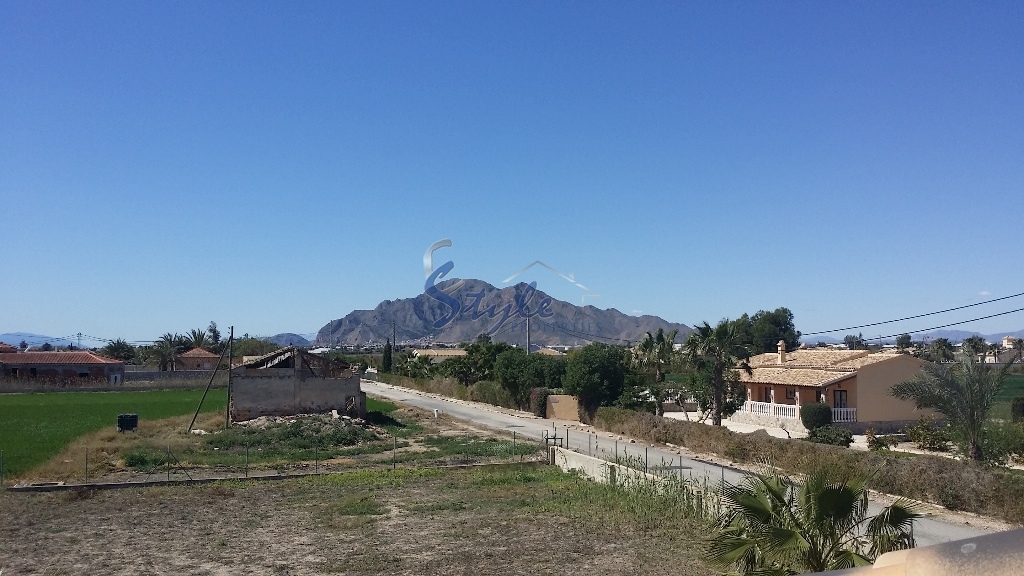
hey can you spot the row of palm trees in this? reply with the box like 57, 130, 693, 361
100, 323, 225, 370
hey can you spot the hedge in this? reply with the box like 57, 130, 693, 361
800, 402, 832, 431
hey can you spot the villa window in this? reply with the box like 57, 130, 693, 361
785, 388, 795, 400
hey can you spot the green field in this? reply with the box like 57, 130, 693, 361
0, 388, 227, 476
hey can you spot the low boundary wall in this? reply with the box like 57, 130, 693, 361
548, 446, 661, 486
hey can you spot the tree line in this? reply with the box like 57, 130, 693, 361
98, 321, 281, 370
380, 307, 801, 425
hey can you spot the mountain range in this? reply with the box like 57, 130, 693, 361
801, 329, 1024, 346
315, 278, 693, 347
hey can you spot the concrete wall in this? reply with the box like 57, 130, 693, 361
855, 355, 935, 423
546, 394, 580, 421
728, 410, 808, 432
230, 373, 365, 421
124, 370, 215, 381
548, 446, 661, 486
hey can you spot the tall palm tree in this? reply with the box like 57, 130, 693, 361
708, 469, 919, 574
631, 328, 678, 383
928, 338, 955, 363
631, 328, 678, 416
892, 353, 1011, 460
100, 338, 137, 362
185, 328, 209, 351
683, 320, 752, 426
153, 333, 182, 371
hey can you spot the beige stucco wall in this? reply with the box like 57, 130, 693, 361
852, 355, 934, 422
546, 394, 580, 421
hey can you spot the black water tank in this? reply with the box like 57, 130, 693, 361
117, 413, 138, 432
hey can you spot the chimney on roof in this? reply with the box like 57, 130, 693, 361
778, 340, 787, 365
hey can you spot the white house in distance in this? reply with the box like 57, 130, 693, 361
730, 341, 934, 433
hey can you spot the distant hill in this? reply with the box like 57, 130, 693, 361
316, 278, 692, 347
800, 335, 842, 345
0, 332, 75, 349
801, 328, 1024, 346
268, 333, 311, 347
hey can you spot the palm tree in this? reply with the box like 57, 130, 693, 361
101, 338, 137, 362
683, 320, 752, 426
892, 353, 1011, 460
928, 338, 955, 363
708, 469, 919, 574
153, 333, 182, 371
1014, 338, 1024, 364
184, 328, 209, 351
631, 328, 678, 416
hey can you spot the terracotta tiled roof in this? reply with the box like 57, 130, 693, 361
180, 347, 220, 358
748, 349, 869, 368
0, 344, 18, 353
0, 352, 122, 365
741, 350, 909, 388
741, 367, 855, 387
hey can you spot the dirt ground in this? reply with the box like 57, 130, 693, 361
0, 465, 715, 576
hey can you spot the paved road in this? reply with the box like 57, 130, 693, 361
363, 381, 993, 547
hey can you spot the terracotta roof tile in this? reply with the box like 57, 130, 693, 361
0, 352, 123, 365
740, 351, 906, 388
180, 347, 220, 358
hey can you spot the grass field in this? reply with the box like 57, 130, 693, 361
991, 373, 1024, 420
0, 388, 227, 476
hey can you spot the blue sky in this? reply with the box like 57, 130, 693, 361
2, 1, 1022, 344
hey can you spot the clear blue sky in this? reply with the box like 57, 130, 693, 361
2, 1, 1022, 344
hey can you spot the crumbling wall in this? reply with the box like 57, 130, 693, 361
230, 373, 365, 421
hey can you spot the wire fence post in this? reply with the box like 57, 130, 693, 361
167, 444, 171, 481
615, 440, 618, 462
512, 431, 516, 461
245, 443, 249, 478
392, 435, 397, 471
84, 447, 89, 484
588, 433, 592, 456
315, 445, 319, 474
645, 447, 649, 474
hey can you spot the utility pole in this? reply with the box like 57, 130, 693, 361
226, 326, 233, 429
526, 316, 531, 354
393, 320, 397, 352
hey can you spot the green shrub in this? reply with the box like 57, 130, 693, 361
468, 380, 517, 409
808, 425, 853, 448
905, 417, 950, 451
865, 428, 899, 451
528, 387, 550, 418
800, 402, 832, 431
122, 447, 171, 469
1011, 397, 1024, 423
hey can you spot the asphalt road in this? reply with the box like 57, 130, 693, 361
363, 380, 994, 547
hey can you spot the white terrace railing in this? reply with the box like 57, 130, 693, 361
739, 401, 857, 423
832, 407, 857, 423
740, 400, 799, 420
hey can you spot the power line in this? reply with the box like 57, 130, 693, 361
803, 291, 1024, 336
858, 307, 1024, 342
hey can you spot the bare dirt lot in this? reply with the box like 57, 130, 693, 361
0, 465, 715, 576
